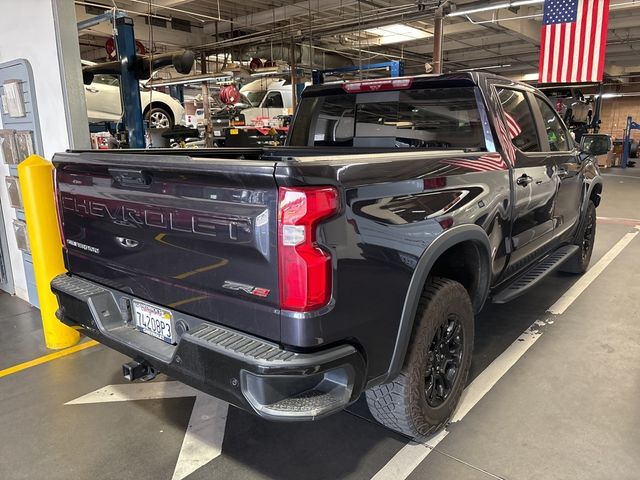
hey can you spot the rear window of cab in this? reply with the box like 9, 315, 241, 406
288, 86, 487, 152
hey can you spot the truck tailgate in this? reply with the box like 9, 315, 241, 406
54, 152, 281, 341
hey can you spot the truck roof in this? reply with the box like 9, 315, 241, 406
301, 72, 533, 97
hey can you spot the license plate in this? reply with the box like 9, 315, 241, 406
133, 300, 176, 344
229, 128, 239, 135
213, 130, 222, 137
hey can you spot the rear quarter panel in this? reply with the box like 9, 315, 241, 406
274, 150, 512, 380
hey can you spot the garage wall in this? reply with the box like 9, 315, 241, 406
599, 97, 640, 141
0, 1, 77, 159
0, 0, 80, 301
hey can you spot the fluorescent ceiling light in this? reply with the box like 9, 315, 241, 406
364, 24, 430, 45
522, 72, 540, 81
447, 0, 544, 17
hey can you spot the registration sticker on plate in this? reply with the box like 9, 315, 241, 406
133, 300, 176, 344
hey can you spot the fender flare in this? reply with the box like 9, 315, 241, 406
375, 224, 492, 385
585, 176, 603, 209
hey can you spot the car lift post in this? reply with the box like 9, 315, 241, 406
115, 16, 145, 148
621, 116, 640, 168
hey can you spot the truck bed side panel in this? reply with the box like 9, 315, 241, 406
275, 150, 512, 379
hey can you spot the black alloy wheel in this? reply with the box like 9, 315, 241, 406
425, 315, 464, 408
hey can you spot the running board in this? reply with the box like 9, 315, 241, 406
492, 245, 580, 304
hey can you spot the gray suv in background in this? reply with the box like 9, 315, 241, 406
539, 86, 593, 126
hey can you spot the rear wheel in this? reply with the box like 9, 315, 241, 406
560, 200, 597, 274
366, 277, 474, 437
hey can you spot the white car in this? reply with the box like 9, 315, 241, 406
84, 74, 184, 128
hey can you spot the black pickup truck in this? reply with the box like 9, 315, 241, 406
51, 73, 609, 437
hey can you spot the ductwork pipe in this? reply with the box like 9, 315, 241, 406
242, 44, 352, 69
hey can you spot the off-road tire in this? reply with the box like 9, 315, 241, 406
365, 277, 474, 438
560, 200, 597, 274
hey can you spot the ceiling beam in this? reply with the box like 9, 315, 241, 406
204, 0, 360, 35
153, 0, 194, 6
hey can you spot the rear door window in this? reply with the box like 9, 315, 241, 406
534, 96, 571, 151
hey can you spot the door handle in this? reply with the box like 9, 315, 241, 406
85, 86, 99, 93
516, 174, 533, 187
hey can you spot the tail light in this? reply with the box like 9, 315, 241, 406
278, 186, 338, 311
53, 168, 66, 247
342, 78, 413, 93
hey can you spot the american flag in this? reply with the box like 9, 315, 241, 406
442, 153, 508, 173
504, 112, 522, 139
538, 0, 610, 84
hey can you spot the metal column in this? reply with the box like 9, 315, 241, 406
432, 7, 444, 74
115, 16, 145, 148
621, 116, 640, 169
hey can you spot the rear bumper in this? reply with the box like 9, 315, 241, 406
51, 274, 366, 420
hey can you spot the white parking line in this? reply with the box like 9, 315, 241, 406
371, 430, 448, 480
451, 323, 542, 423
548, 227, 640, 314
67, 381, 229, 480
372, 227, 639, 480
602, 174, 640, 180
597, 216, 640, 226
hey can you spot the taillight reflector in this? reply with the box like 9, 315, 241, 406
423, 177, 447, 189
278, 186, 338, 311
342, 78, 413, 93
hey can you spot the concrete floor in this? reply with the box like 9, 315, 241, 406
1, 168, 640, 480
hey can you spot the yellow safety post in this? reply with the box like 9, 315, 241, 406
18, 155, 79, 349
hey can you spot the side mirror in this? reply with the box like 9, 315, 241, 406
580, 133, 612, 156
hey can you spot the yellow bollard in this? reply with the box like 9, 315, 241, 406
18, 155, 79, 349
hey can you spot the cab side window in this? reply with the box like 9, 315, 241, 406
496, 88, 541, 152
535, 96, 571, 152
263, 91, 283, 108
